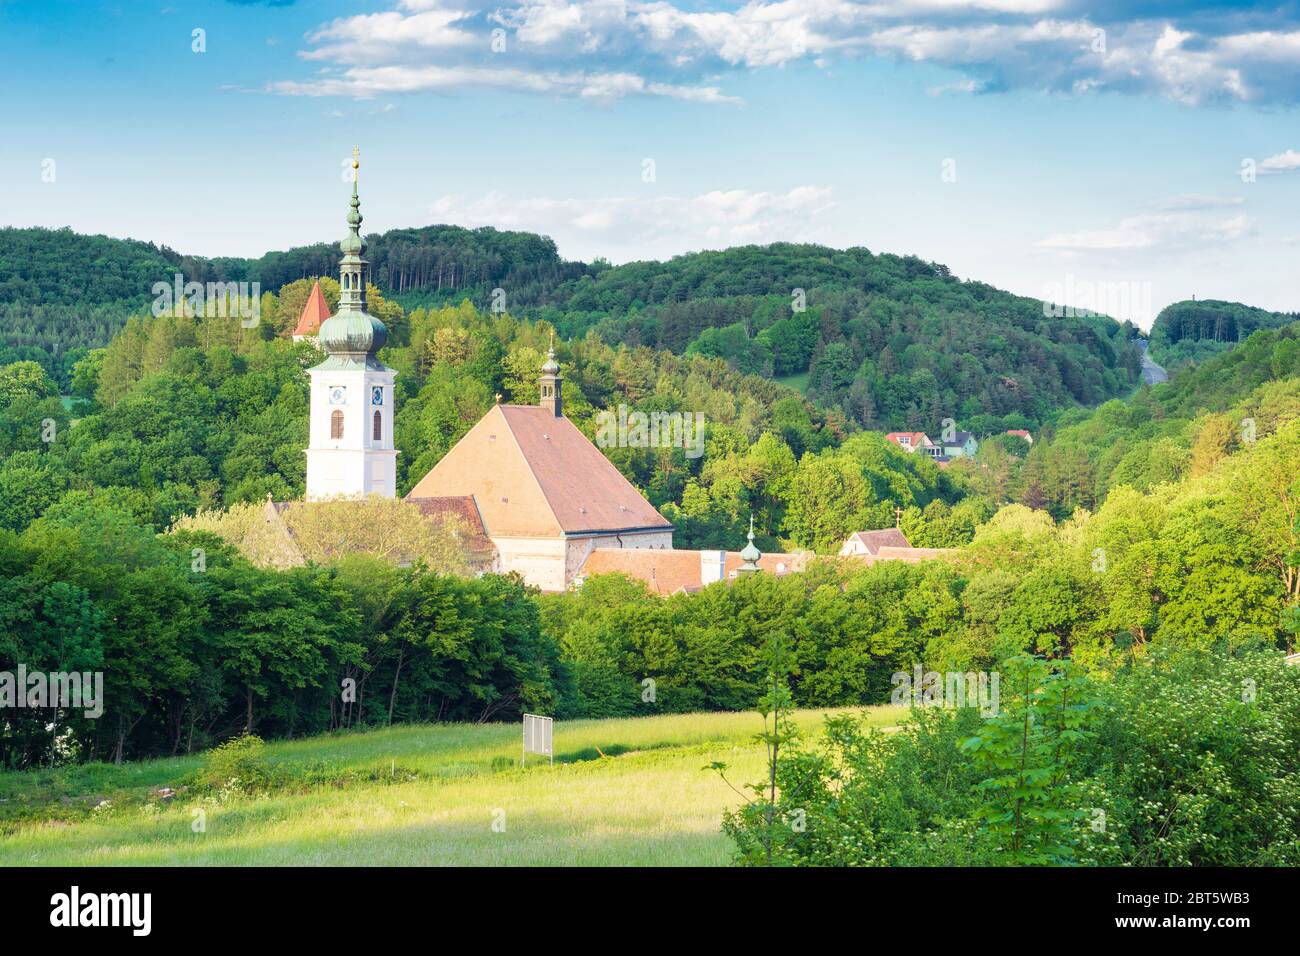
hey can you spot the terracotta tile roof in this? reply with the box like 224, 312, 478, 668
725, 551, 804, 576
579, 549, 703, 594
847, 529, 912, 553
496, 405, 671, 535
293, 281, 330, 337
406, 495, 494, 554
885, 432, 933, 449
853, 545, 956, 565
578, 548, 806, 595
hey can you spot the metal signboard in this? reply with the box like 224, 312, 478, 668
522, 713, 553, 766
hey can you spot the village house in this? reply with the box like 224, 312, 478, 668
838, 528, 956, 564
885, 431, 937, 456
934, 430, 979, 458
887, 429, 978, 463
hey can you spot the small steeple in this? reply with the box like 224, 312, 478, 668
338, 146, 367, 314
737, 515, 762, 574
539, 333, 562, 417
292, 280, 330, 342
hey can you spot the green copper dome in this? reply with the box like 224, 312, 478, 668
541, 347, 560, 375
318, 310, 387, 355
738, 516, 762, 572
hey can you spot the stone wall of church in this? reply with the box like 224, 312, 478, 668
564, 531, 673, 587
491, 530, 674, 592
491, 535, 570, 592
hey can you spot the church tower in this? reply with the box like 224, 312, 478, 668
539, 336, 562, 417
305, 149, 397, 500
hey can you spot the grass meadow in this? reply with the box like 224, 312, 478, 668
0, 707, 900, 866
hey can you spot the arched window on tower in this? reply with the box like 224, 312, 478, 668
373, 410, 382, 442
331, 410, 344, 440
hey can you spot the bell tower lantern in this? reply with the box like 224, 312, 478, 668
539, 336, 562, 417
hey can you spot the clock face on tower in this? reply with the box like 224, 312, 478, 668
329, 386, 347, 405
371, 387, 383, 406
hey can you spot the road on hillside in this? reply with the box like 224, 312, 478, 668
1135, 338, 1168, 385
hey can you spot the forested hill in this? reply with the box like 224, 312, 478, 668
523, 243, 1142, 430
0, 224, 583, 353
2, 224, 1144, 429
1019, 318, 1300, 516
1149, 298, 1298, 370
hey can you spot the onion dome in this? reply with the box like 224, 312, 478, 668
738, 516, 762, 573
542, 347, 560, 375
318, 310, 388, 355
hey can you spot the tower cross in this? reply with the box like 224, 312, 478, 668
895, 506, 903, 529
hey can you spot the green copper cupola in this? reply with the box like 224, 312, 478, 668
315, 147, 389, 368
737, 515, 762, 574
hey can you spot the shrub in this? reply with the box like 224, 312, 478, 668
723, 646, 1300, 866
196, 735, 276, 795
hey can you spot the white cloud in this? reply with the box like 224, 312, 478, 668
301, 10, 480, 63
266, 1, 1300, 106
429, 185, 836, 258
1260, 149, 1300, 174
1149, 194, 1244, 212
1039, 207, 1252, 253
269, 64, 739, 103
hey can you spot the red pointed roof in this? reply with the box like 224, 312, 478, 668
293, 281, 330, 337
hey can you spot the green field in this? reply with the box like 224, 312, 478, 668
774, 371, 810, 392
0, 707, 899, 866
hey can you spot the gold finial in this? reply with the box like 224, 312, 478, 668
495, 392, 502, 404
351, 146, 360, 170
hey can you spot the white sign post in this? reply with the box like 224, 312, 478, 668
522, 713, 553, 767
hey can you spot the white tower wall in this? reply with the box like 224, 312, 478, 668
305, 367, 397, 499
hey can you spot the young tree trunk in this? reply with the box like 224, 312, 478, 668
388, 646, 405, 726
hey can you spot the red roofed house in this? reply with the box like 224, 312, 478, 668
886, 432, 940, 457
839, 528, 912, 557
405, 347, 673, 591
838, 527, 956, 564
1005, 429, 1033, 444
292, 280, 331, 342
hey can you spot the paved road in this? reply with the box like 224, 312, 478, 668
1135, 339, 1168, 385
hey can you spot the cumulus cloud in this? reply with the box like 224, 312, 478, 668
429, 186, 836, 258
1149, 194, 1244, 212
1259, 149, 1300, 174
1039, 203, 1252, 254
266, 0, 1300, 105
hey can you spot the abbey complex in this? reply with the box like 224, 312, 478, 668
289, 155, 940, 593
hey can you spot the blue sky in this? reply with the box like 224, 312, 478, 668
6, 0, 1300, 326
